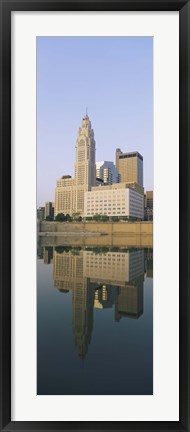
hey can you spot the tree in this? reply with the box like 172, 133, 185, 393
101, 215, 109, 222
93, 214, 102, 221
72, 212, 81, 221
55, 213, 66, 222
111, 216, 119, 222
66, 214, 72, 222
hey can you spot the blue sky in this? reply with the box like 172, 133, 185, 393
37, 36, 153, 207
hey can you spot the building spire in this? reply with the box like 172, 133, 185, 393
86, 106, 88, 117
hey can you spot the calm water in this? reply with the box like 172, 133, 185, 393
37, 242, 153, 395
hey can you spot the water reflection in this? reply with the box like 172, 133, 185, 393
38, 244, 152, 360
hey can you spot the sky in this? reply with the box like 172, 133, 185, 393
37, 36, 153, 207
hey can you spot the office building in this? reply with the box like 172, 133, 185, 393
96, 161, 120, 185
55, 176, 75, 216
55, 115, 96, 217
116, 148, 143, 187
84, 183, 144, 219
45, 201, 54, 220
37, 206, 45, 221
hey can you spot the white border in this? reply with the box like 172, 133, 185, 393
11, 12, 179, 421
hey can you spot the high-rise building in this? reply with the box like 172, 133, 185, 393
55, 176, 75, 216
75, 115, 96, 214
55, 115, 96, 217
116, 148, 143, 187
45, 202, 54, 220
96, 161, 120, 185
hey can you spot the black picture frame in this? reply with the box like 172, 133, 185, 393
0, 0, 189, 431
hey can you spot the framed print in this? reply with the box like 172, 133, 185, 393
0, 0, 190, 431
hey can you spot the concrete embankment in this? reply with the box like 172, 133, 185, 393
39, 220, 153, 235
38, 221, 153, 248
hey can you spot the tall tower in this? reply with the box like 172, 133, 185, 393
75, 115, 96, 215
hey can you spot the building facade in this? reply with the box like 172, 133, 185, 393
45, 201, 54, 220
55, 176, 75, 216
96, 161, 120, 185
116, 148, 143, 186
84, 183, 144, 219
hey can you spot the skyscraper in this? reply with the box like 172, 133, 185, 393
55, 115, 96, 217
75, 115, 96, 214
116, 148, 143, 187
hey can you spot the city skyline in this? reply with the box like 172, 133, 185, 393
37, 36, 153, 207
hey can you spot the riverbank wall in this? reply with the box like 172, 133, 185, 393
39, 221, 153, 235
38, 221, 153, 248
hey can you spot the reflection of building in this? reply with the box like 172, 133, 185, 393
53, 250, 81, 292
94, 285, 116, 309
84, 249, 144, 319
84, 183, 144, 219
73, 277, 94, 359
116, 148, 143, 187
55, 115, 96, 217
96, 161, 120, 185
52, 247, 145, 358
115, 277, 144, 320
43, 247, 53, 264
144, 248, 153, 277
37, 245, 44, 259
53, 250, 95, 358
144, 191, 153, 221
83, 249, 144, 285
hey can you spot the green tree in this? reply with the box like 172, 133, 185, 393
66, 213, 72, 222
93, 214, 102, 221
55, 213, 66, 222
101, 215, 109, 222
72, 212, 81, 221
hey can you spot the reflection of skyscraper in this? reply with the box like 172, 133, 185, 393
53, 249, 79, 292
53, 249, 95, 358
52, 247, 145, 358
115, 276, 144, 321
73, 277, 94, 359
